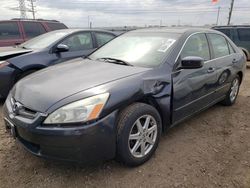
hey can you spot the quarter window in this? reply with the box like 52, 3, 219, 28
46, 22, 67, 31
95, 32, 115, 47
181, 33, 210, 60
0, 22, 20, 40
61, 32, 93, 51
208, 34, 229, 58
237, 28, 250, 41
23, 22, 46, 38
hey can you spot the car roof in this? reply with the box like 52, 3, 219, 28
213, 25, 250, 28
0, 19, 62, 23
51, 29, 117, 35
129, 27, 218, 34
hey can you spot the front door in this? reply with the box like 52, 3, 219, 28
172, 33, 218, 123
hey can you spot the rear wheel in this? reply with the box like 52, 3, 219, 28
221, 75, 240, 106
116, 103, 162, 166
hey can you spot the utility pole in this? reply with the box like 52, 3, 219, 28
29, 0, 36, 19
88, 16, 90, 28
227, 0, 235, 25
18, 0, 27, 19
216, 6, 221, 25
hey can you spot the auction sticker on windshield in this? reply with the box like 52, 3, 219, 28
157, 39, 176, 52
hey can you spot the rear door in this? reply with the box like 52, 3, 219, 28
207, 33, 241, 99
0, 21, 24, 47
172, 33, 218, 123
51, 31, 95, 64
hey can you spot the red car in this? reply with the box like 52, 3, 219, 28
0, 19, 67, 47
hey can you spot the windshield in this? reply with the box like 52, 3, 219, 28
89, 32, 180, 68
19, 30, 72, 49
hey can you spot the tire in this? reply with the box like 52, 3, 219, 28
221, 75, 240, 106
116, 103, 162, 166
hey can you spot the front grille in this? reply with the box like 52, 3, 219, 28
10, 97, 37, 119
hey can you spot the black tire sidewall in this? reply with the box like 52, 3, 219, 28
117, 103, 162, 166
229, 76, 240, 104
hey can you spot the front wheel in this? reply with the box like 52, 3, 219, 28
221, 75, 240, 106
116, 103, 162, 166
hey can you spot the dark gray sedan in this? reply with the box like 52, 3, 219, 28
3, 28, 246, 166
0, 29, 116, 98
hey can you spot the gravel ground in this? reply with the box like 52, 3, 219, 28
0, 68, 250, 188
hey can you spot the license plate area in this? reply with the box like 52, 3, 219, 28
4, 117, 17, 139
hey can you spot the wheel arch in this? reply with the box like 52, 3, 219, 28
237, 71, 243, 85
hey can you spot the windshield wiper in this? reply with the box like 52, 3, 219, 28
97, 57, 133, 66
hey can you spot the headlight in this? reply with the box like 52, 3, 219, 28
44, 93, 110, 124
0, 61, 9, 69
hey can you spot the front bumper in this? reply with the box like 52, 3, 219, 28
0, 65, 18, 99
3, 98, 118, 163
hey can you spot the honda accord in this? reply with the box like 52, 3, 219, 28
3, 28, 246, 166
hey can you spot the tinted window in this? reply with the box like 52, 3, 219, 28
0, 22, 20, 40
23, 22, 46, 38
95, 32, 115, 47
208, 34, 229, 58
216, 29, 231, 38
61, 32, 93, 51
46, 22, 67, 31
237, 28, 250, 41
181, 33, 210, 60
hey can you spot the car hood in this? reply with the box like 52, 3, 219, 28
0, 46, 32, 60
13, 59, 149, 112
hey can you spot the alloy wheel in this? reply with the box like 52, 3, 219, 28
128, 115, 158, 158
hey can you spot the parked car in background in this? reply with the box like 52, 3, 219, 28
213, 25, 250, 60
0, 29, 117, 98
3, 28, 245, 166
0, 19, 68, 47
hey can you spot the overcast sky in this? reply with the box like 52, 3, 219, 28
1, 0, 250, 28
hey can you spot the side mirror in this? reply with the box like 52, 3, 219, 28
181, 56, 204, 69
56, 44, 69, 53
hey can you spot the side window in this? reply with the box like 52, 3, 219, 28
23, 22, 46, 38
208, 34, 229, 58
95, 32, 115, 47
0, 22, 20, 40
237, 28, 250, 41
46, 22, 67, 31
181, 33, 210, 60
61, 32, 93, 51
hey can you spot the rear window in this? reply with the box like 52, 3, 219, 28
237, 28, 250, 41
46, 22, 67, 31
23, 22, 46, 38
0, 22, 20, 40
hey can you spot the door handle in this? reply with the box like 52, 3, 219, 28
207, 67, 215, 73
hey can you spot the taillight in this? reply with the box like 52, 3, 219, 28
0, 61, 9, 69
